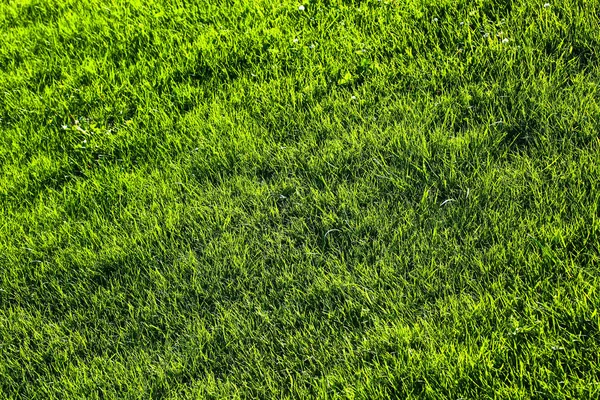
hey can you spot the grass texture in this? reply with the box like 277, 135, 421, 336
1, 0, 600, 398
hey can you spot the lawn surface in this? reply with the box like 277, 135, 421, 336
1, 0, 600, 398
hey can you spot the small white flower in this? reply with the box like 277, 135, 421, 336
309, 43, 316, 49
543, 3, 551, 7
62, 124, 68, 130
351, 95, 357, 100
293, 37, 298, 43
433, 17, 438, 22
460, 21, 465, 26
298, 4, 305, 11
502, 38, 509, 43
483, 33, 490, 38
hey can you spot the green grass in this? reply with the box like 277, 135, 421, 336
1, 0, 600, 398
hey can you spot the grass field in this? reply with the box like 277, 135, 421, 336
1, 0, 600, 398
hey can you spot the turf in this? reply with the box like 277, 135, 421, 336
1, 0, 600, 398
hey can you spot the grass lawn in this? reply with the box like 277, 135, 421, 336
1, 0, 599, 398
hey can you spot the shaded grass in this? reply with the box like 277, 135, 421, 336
1, 0, 600, 398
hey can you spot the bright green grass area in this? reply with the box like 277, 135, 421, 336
1, 0, 600, 398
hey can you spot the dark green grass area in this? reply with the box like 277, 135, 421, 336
1, 0, 600, 397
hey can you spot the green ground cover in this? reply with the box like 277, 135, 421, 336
1, 0, 599, 398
